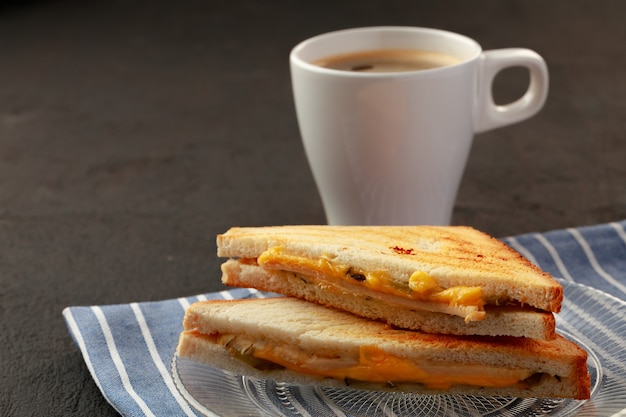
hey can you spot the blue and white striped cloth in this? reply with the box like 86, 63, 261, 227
63, 220, 626, 417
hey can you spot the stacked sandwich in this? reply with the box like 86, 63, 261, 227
177, 226, 591, 399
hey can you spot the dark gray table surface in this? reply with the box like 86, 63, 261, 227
1, 0, 625, 415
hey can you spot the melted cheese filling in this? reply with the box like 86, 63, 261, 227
222, 335, 534, 389
257, 247, 487, 322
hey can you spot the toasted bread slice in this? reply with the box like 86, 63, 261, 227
216, 225, 562, 337
177, 298, 590, 400
221, 260, 556, 339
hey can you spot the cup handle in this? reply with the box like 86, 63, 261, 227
475, 48, 549, 133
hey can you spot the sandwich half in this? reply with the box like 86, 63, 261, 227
177, 297, 590, 399
217, 225, 562, 339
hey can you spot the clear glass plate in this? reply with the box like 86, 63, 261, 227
172, 280, 626, 416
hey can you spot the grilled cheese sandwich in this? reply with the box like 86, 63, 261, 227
177, 298, 590, 399
217, 225, 562, 339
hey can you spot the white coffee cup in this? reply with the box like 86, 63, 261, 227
290, 26, 548, 225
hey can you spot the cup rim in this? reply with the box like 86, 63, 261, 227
290, 26, 482, 77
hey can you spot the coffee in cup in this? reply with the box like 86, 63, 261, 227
313, 48, 461, 73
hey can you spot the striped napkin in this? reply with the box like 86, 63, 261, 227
63, 220, 626, 417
